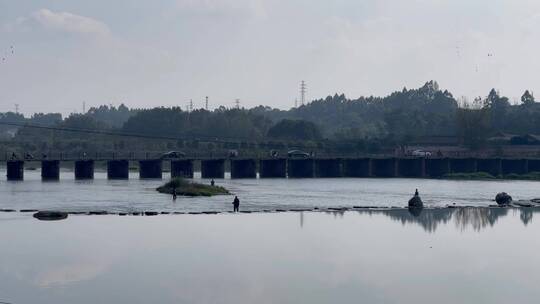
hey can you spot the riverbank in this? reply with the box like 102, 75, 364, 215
443, 171, 540, 180
4, 204, 540, 219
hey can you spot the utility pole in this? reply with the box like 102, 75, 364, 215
83, 101, 86, 114
300, 80, 306, 106
295, 98, 298, 108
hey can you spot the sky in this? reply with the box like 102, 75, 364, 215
1, 0, 540, 116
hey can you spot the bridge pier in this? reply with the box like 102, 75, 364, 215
477, 158, 502, 176
397, 158, 425, 177
6, 160, 24, 181
343, 158, 372, 177
259, 159, 286, 178
171, 160, 194, 178
372, 158, 398, 177
41, 160, 60, 181
287, 159, 314, 178
107, 160, 129, 179
501, 159, 528, 175
449, 158, 477, 173
426, 158, 450, 177
75, 160, 94, 180
315, 159, 343, 177
201, 159, 225, 179
527, 159, 540, 172
230, 159, 257, 179
139, 160, 162, 179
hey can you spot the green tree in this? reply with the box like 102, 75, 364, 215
267, 119, 322, 141
456, 105, 491, 149
521, 90, 535, 105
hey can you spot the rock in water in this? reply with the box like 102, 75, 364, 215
408, 195, 423, 208
495, 192, 513, 205
33, 211, 68, 221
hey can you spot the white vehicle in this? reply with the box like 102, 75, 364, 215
411, 150, 432, 157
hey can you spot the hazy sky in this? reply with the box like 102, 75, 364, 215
1, 0, 540, 115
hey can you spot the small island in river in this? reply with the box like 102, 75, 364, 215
157, 178, 230, 197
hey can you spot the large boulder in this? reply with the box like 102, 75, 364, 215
408, 195, 423, 208
495, 192, 513, 205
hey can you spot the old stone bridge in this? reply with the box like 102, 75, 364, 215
3, 157, 538, 181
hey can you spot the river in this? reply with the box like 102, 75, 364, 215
0, 170, 539, 212
1, 208, 540, 303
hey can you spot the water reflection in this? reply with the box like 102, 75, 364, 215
344, 207, 540, 232
379, 208, 454, 232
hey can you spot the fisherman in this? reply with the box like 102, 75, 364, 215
211, 179, 215, 186
415, 188, 419, 196
232, 196, 240, 212
172, 187, 177, 201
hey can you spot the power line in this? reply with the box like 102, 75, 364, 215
0, 120, 364, 151
300, 80, 306, 106
0, 121, 244, 143
186, 99, 194, 113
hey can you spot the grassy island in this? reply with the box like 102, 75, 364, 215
157, 178, 230, 197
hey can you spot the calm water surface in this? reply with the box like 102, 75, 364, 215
1, 209, 540, 304
1, 170, 540, 212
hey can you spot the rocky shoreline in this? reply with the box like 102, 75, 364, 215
2, 204, 540, 221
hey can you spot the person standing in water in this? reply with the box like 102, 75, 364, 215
232, 196, 240, 212
211, 179, 215, 186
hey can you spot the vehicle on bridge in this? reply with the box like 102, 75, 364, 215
411, 150, 432, 157
287, 150, 310, 158
160, 151, 186, 159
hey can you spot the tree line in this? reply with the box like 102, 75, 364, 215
2, 81, 540, 155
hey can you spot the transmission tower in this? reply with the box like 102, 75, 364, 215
190, 99, 193, 112
14, 103, 19, 114
205, 96, 209, 110
300, 80, 306, 106
235, 99, 240, 109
